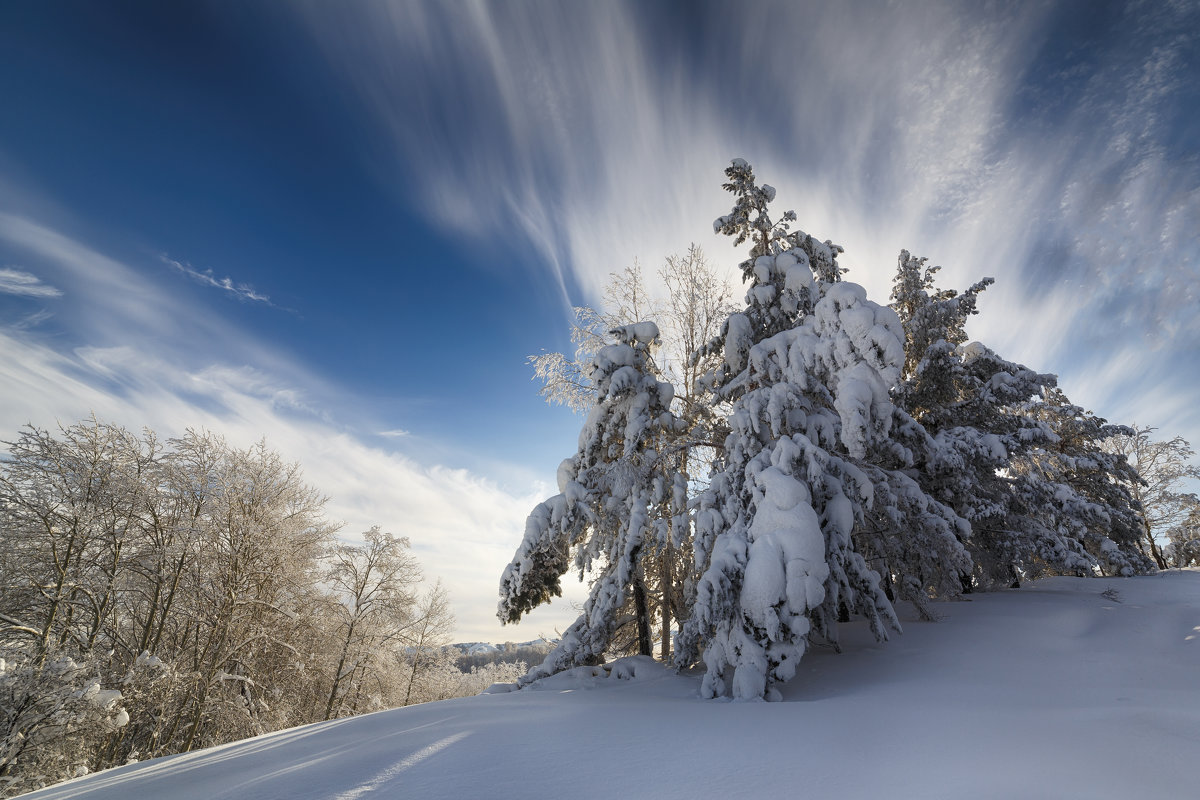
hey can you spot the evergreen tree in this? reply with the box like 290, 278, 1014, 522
500, 322, 687, 683
889, 251, 1152, 587
674, 160, 967, 700
1012, 388, 1152, 576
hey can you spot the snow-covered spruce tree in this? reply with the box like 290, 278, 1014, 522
527, 255, 734, 662
500, 322, 687, 683
674, 160, 968, 701
889, 251, 1150, 587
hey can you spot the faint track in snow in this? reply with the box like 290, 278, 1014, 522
331, 731, 471, 800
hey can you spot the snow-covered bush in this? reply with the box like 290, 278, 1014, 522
0, 653, 128, 796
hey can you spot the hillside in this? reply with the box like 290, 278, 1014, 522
23, 571, 1199, 800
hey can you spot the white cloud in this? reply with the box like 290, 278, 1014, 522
0, 212, 177, 335
161, 254, 275, 305
0, 213, 319, 397
299, 1, 745, 307
0, 214, 584, 643
0, 265, 62, 297
10, 308, 54, 330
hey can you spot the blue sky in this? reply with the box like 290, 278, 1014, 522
1, 1, 1197, 642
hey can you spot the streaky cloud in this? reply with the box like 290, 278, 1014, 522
161, 254, 275, 305
295, 0, 1199, 484
0, 265, 62, 297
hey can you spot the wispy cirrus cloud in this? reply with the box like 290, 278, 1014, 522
0, 265, 62, 297
0, 213, 307, 382
297, 0, 741, 309
298, 0, 1198, 460
161, 254, 275, 305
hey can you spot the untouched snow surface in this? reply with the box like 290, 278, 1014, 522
24, 571, 1199, 799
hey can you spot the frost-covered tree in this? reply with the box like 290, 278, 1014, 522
674, 160, 968, 701
1102, 427, 1200, 569
0, 417, 458, 788
1166, 501, 1200, 567
322, 528, 421, 720
398, 582, 455, 707
155, 434, 336, 752
501, 322, 687, 682
528, 261, 663, 414
0, 419, 154, 663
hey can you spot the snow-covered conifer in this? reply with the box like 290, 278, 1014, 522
889, 252, 1151, 586
1011, 388, 1152, 576
500, 323, 686, 683
675, 161, 968, 700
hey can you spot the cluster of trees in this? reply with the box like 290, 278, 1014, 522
453, 640, 554, 673
0, 420, 495, 796
502, 159, 1198, 701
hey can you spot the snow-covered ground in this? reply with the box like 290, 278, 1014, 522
24, 571, 1199, 799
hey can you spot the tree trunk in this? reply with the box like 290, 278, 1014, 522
1145, 520, 1168, 570
659, 546, 672, 662
323, 620, 357, 721
403, 651, 422, 707
633, 577, 652, 657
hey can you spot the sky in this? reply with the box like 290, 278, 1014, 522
0, 0, 1197, 643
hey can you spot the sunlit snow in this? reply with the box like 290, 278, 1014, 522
24, 570, 1199, 800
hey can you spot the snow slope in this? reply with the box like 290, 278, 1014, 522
23, 571, 1199, 799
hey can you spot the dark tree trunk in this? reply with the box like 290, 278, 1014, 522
633, 577, 652, 657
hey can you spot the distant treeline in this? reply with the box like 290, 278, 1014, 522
454, 641, 554, 673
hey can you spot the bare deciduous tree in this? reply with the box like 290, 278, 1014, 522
1102, 427, 1200, 569
322, 528, 421, 720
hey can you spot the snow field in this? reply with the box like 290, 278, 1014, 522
22, 571, 1198, 800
